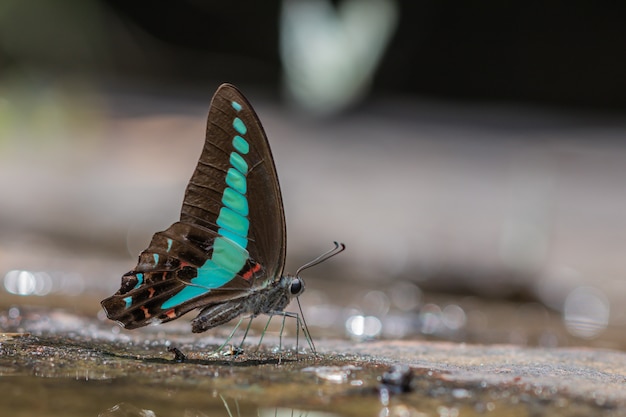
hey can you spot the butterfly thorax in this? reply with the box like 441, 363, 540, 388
190, 274, 305, 333
251, 274, 305, 315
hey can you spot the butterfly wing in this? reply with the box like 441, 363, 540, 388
101, 84, 286, 329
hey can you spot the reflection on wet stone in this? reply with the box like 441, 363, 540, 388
99, 403, 156, 417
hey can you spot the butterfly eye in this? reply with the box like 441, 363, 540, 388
289, 278, 304, 296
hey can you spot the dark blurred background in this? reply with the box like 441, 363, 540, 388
1, 0, 626, 348
2, 1, 626, 107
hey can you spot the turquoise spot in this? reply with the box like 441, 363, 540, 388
216, 207, 249, 237
211, 237, 248, 273
166, 238, 173, 252
222, 187, 248, 216
230, 152, 248, 174
123, 296, 132, 309
232, 136, 249, 154
153, 253, 159, 264
159, 238, 250, 312
231, 101, 242, 112
233, 117, 247, 135
218, 227, 248, 249
133, 273, 144, 289
162, 285, 210, 309
194, 260, 235, 288
225, 168, 247, 194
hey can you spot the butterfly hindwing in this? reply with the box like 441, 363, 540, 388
101, 84, 286, 329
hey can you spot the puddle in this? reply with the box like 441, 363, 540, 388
2, 316, 624, 417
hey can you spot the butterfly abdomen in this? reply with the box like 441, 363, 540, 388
191, 301, 247, 333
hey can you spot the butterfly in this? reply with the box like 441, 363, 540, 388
101, 83, 344, 352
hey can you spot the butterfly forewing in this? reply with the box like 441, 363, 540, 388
101, 84, 286, 329
183, 84, 286, 280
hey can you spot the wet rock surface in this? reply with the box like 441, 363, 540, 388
1, 306, 625, 417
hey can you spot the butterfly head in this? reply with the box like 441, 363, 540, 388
280, 274, 306, 300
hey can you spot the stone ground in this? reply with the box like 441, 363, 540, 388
1, 303, 626, 416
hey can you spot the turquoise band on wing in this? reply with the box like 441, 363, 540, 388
216, 207, 249, 237
233, 118, 247, 135
233, 136, 249, 154
225, 168, 247, 195
222, 187, 248, 216
217, 227, 248, 248
211, 237, 248, 272
161, 105, 253, 310
230, 153, 248, 174
231, 101, 242, 112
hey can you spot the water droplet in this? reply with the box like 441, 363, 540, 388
442, 304, 466, 331
362, 290, 390, 316
8, 307, 20, 319
389, 281, 422, 311
419, 304, 442, 335
4, 270, 37, 295
345, 315, 382, 339
563, 286, 610, 339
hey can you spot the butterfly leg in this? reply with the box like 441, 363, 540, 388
278, 314, 288, 352
280, 311, 302, 353
296, 297, 317, 354
291, 309, 316, 354
193, 301, 251, 355
256, 314, 274, 352
216, 316, 245, 353
265, 310, 316, 354
300, 315, 316, 354
237, 315, 255, 351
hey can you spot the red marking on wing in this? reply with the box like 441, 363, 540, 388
140, 306, 151, 318
242, 262, 262, 281
165, 309, 177, 319
147, 287, 155, 298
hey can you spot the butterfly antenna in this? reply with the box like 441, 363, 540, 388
293, 242, 344, 354
296, 241, 346, 276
